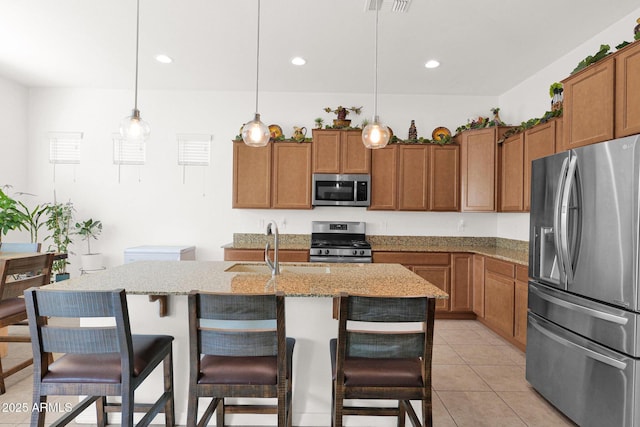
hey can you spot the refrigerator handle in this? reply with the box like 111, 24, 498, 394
529, 315, 627, 370
559, 155, 577, 285
553, 157, 569, 285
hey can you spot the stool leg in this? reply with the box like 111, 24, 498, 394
164, 350, 175, 426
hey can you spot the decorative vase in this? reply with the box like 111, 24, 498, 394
80, 253, 104, 272
333, 119, 351, 128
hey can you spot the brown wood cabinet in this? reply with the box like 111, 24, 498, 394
472, 255, 485, 318
499, 133, 525, 212
451, 253, 473, 312
369, 144, 398, 210
272, 142, 313, 209
398, 145, 429, 210
562, 59, 615, 149
615, 41, 640, 137
232, 141, 312, 209
372, 251, 473, 317
224, 248, 309, 262
514, 265, 529, 347
430, 144, 460, 211
523, 118, 561, 210
458, 127, 512, 212
369, 144, 459, 211
232, 141, 271, 208
484, 258, 515, 339
498, 119, 561, 213
312, 129, 370, 174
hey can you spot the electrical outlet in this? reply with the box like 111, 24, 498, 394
457, 219, 465, 232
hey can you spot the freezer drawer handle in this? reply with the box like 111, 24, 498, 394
531, 316, 627, 370
531, 285, 628, 325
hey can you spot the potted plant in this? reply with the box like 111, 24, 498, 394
0, 187, 28, 243
74, 218, 103, 272
324, 106, 362, 128
45, 201, 75, 280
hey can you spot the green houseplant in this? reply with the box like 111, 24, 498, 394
0, 187, 28, 243
45, 201, 75, 280
74, 218, 104, 272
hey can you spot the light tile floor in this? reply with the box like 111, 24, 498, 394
0, 319, 576, 426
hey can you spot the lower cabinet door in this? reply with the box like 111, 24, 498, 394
484, 271, 514, 337
412, 265, 450, 311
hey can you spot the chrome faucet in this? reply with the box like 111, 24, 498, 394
265, 220, 280, 277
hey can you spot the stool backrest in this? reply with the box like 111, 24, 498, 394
336, 293, 435, 359
24, 289, 134, 376
189, 291, 283, 357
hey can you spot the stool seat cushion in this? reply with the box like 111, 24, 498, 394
42, 334, 174, 384
0, 298, 26, 322
330, 338, 423, 387
198, 337, 295, 385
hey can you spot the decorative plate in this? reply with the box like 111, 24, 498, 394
432, 126, 451, 141
269, 124, 283, 139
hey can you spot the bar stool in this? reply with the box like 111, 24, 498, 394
24, 288, 175, 427
186, 290, 295, 427
329, 293, 436, 427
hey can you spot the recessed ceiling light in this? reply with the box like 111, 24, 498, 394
424, 59, 440, 69
291, 56, 306, 66
155, 54, 173, 64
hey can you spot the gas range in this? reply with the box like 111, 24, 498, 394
309, 221, 372, 263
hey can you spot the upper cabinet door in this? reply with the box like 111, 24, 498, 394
272, 142, 312, 209
398, 145, 429, 211
562, 59, 615, 149
615, 41, 640, 138
369, 145, 398, 210
499, 133, 525, 212
312, 129, 370, 174
341, 130, 371, 174
312, 130, 341, 173
459, 128, 499, 212
429, 144, 459, 211
232, 141, 272, 208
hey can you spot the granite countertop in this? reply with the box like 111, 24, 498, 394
48, 260, 448, 299
225, 234, 529, 266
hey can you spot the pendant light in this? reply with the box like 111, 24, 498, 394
362, 2, 390, 149
119, 0, 150, 141
242, 0, 270, 147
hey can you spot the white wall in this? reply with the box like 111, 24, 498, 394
496, 7, 640, 241
0, 75, 28, 189
0, 74, 30, 243
26, 88, 500, 269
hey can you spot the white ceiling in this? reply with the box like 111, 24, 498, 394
0, 0, 638, 96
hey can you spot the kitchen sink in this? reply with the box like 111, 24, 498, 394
224, 263, 332, 274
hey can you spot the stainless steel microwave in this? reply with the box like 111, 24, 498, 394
312, 174, 370, 207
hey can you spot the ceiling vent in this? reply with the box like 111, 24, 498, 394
363, 0, 411, 12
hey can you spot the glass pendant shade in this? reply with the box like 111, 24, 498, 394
242, 113, 270, 147
362, 116, 390, 149
120, 109, 150, 141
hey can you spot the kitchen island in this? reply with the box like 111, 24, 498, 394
48, 260, 446, 426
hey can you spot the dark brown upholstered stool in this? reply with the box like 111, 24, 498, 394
0, 252, 53, 394
24, 288, 175, 427
330, 293, 436, 427
186, 291, 294, 427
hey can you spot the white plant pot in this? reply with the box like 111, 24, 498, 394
80, 253, 104, 272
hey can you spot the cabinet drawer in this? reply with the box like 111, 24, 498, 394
485, 258, 515, 277
516, 264, 528, 282
373, 251, 450, 266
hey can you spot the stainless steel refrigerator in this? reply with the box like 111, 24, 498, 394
527, 134, 640, 427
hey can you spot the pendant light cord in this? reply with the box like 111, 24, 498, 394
134, 0, 141, 111
254, 0, 261, 115
373, 5, 379, 119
